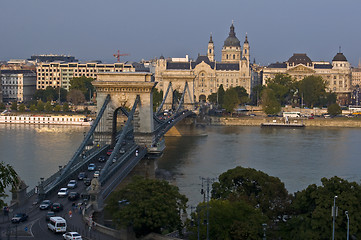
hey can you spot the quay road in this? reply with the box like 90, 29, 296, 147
0, 140, 142, 240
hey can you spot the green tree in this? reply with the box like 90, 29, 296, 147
212, 166, 292, 221
261, 89, 281, 115
29, 104, 36, 112
36, 100, 44, 112
299, 75, 326, 108
327, 103, 342, 116
54, 105, 61, 112
266, 74, 296, 105
56, 87, 68, 103
234, 86, 250, 105
153, 88, 163, 112
189, 200, 266, 240
223, 88, 240, 113
218, 84, 225, 106
0, 162, 18, 208
69, 76, 94, 101
44, 101, 53, 112
106, 176, 188, 237
0, 103, 5, 110
207, 92, 217, 104
283, 177, 361, 240
18, 104, 26, 112
67, 89, 85, 105
10, 102, 17, 111
62, 102, 69, 112
251, 84, 265, 106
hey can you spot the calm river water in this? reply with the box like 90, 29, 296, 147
1, 124, 361, 207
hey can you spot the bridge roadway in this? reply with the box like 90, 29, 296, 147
0, 110, 193, 239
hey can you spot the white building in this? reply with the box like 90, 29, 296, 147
1, 70, 36, 102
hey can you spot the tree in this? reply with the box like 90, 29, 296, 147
62, 102, 69, 112
0, 103, 5, 110
29, 104, 36, 112
106, 176, 188, 237
266, 74, 296, 105
299, 75, 327, 108
223, 88, 240, 113
67, 89, 85, 105
36, 100, 44, 112
261, 89, 281, 115
56, 87, 68, 103
207, 92, 217, 104
189, 200, 266, 240
18, 104, 26, 112
234, 86, 250, 105
0, 162, 18, 208
153, 88, 163, 112
10, 102, 17, 111
54, 105, 61, 112
327, 103, 342, 116
251, 84, 265, 106
44, 101, 53, 112
283, 177, 361, 239
69, 76, 94, 101
212, 166, 292, 221
218, 84, 225, 106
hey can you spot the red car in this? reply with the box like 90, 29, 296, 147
106, 149, 113, 156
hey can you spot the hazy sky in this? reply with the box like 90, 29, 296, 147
1, 0, 360, 66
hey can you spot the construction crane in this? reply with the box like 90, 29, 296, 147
113, 50, 130, 63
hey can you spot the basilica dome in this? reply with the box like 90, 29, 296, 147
223, 23, 240, 47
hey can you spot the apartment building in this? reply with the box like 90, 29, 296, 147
1, 70, 36, 102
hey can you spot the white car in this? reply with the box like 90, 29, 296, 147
67, 180, 77, 189
87, 163, 96, 171
63, 232, 82, 240
57, 188, 69, 197
94, 170, 100, 178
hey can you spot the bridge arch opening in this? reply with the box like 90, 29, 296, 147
199, 94, 207, 102
111, 106, 131, 148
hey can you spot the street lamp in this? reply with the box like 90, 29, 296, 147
262, 223, 267, 240
332, 196, 338, 240
345, 210, 349, 240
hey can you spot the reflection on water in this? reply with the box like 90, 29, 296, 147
0, 124, 88, 195
157, 126, 361, 207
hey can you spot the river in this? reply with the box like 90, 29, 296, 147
0, 124, 360, 207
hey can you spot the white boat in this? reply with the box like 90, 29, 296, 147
0, 114, 93, 126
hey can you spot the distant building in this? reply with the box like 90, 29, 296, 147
262, 53, 351, 105
29, 54, 78, 63
0, 70, 36, 102
155, 23, 258, 102
36, 61, 139, 91
351, 61, 361, 87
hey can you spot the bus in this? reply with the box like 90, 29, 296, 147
283, 112, 301, 118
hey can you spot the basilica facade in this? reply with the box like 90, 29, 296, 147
155, 24, 258, 102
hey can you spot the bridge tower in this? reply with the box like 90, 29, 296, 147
161, 70, 195, 111
93, 72, 157, 148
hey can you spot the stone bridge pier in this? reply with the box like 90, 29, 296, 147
93, 72, 157, 148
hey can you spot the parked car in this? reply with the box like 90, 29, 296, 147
87, 163, 96, 171
84, 178, 91, 186
39, 200, 53, 210
68, 192, 80, 201
11, 213, 28, 223
45, 211, 55, 222
67, 180, 77, 189
77, 172, 87, 180
58, 188, 69, 197
51, 203, 63, 212
98, 155, 106, 162
63, 232, 82, 240
94, 170, 100, 178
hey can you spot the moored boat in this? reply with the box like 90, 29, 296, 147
0, 114, 93, 126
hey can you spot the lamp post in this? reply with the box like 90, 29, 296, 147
262, 223, 267, 240
332, 196, 338, 240
345, 211, 349, 240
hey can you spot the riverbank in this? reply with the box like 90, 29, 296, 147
210, 116, 361, 128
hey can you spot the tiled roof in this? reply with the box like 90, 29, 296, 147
314, 64, 332, 69
268, 62, 287, 68
166, 62, 191, 70
216, 63, 239, 71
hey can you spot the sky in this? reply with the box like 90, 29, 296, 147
1, 0, 360, 66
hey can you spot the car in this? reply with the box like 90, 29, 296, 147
106, 149, 113, 156
68, 192, 80, 201
83, 178, 91, 186
39, 200, 53, 210
11, 213, 28, 223
67, 180, 77, 189
94, 170, 100, 178
119, 148, 126, 154
98, 155, 106, 162
63, 232, 82, 240
87, 163, 96, 171
51, 203, 63, 212
58, 188, 69, 197
77, 172, 87, 180
45, 211, 55, 222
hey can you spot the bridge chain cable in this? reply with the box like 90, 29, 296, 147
99, 95, 140, 182
47, 94, 111, 191
156, 82, 172, 115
